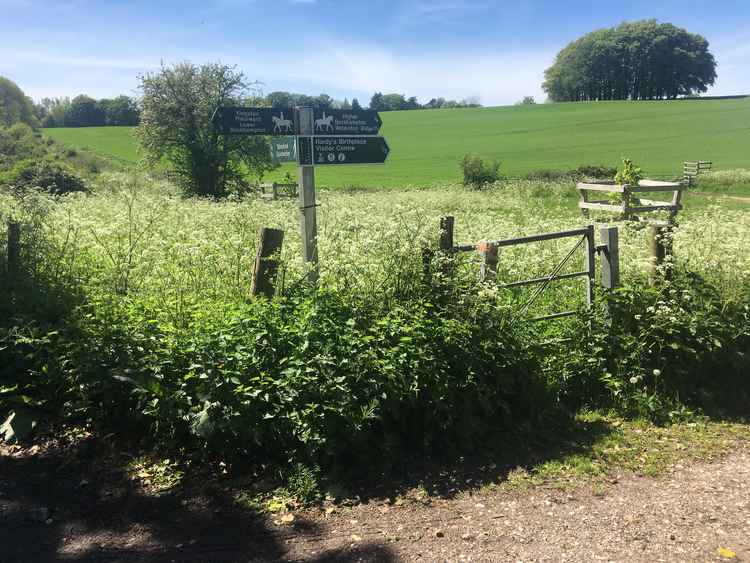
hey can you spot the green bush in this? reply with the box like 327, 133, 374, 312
614, 158, 643, 186
523, 165, 617, 182
0, 159, 87, 194
572, 164, 617, 180
460, 154, 501, 188
547, 273, 750, 420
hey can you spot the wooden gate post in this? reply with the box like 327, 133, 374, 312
7, 222, 20, 279
648, 222, 673, 286
477, 241, 498, 282
251, 227, 284, 298
583, 224, 596, 307
599, 226, 620, 289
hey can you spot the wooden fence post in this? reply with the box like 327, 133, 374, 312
438, 216, 455, 277
7, 222, 20, 279
648, 222, 673, 286
583, 224, 596, 307
599, 226, 620, 289
439, 216, 454, 252
251, 227, 284, 298
477, 241, 498, 282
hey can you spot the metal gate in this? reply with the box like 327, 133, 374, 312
442, 220, 618, 322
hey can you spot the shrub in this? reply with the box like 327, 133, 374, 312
460, 154, 501, 188
572, 164, 617, 180
0, 159, 87, 194
547, 273, 750, 421
614, 158, 643, 186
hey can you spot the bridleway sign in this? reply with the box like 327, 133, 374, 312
212, 105, 390, 279
211, 107, 296, 135
297, 135, 390, 166
311, 109, 382, 136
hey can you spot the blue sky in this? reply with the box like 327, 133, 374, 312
1, 0, 749, 106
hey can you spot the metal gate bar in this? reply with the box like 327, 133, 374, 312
452, 225, 596, 321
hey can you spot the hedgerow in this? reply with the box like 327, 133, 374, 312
1, 173, 749, 477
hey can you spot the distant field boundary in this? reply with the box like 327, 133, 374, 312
682, 94, 749, 101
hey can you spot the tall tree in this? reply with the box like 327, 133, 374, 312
543, 20, 717, 102
0, 76, 38, 127
136, 62, 274, 198
67, 95, 105, 127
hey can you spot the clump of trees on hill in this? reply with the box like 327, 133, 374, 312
38, 95, 140, 128
543, 20, 717, 102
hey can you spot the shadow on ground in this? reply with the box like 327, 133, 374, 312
341, 414, 615, 505
0, 436, 398, 562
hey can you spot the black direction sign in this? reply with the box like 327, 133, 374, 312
212, 107, 296, 135
312, 109, 382, 136
305, 136, 390, 165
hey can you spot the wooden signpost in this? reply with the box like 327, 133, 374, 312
212, 105, 389, 283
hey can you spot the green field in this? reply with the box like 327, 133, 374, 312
44, 98, 750, 186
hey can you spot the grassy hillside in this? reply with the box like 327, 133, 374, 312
44, 98, 750, 186
44, 126, 139, 165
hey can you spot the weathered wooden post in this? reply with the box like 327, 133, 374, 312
477, 241, 498, 282
296, 107, 318, 282
599, 226, 620, 289
251, 227, 284, 298
439, 216, 454, 252
7, 222, 20, 279
438, 216, 455, 277
583, 224, 596, 307
648, 222, 673, 286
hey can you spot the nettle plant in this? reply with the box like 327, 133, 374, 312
614, 158, 643, 186
610, 158, 644, 205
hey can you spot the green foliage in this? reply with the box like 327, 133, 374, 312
524, 165, 618, 181
546, 275, 750, 421
543, 20, 717, 101
0, 76, 38, 128
574, 165, 618, 180
67, 95, 105, 128
614, 158, 643, 186
0, 159, 87, 194
38, 95, 139, 128
0, 124, 47, 169
284, 463, 322, 504
136, 62, 276, 198
460, 154, 500, 189
2, 174, 750, 484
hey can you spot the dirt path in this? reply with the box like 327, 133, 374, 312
690, 191, 750, 204
2, 440, 749, 562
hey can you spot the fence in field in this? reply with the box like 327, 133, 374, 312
683, 160, 712, 186
3, 218, 674, 319
259, 182, 298, 200
576, 180, 684, 222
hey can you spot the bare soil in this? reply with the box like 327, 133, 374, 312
1, 435, 748, 562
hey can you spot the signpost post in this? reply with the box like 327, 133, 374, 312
212, 105, 389, 281
296, 107, 318, 280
